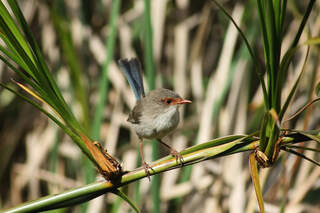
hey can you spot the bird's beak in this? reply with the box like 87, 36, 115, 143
175, 98, 192, 105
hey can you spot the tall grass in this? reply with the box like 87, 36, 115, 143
1, 0, 320, 212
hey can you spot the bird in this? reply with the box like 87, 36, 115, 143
118, 58, 191, 180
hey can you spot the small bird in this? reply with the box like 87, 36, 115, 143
119, 58, 191, 180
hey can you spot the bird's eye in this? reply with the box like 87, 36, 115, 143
161, 98, 172, 104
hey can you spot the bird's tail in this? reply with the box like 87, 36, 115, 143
118, 58, 145, 100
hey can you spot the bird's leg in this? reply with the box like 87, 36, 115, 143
138, 138, 152, 181
157, 139, 184, 166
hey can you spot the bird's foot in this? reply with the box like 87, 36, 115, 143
156, 139, 184, 167
170, 149, 184, 167
142, 162, 153, 181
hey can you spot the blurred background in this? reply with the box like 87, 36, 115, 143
1, 0, 320, 212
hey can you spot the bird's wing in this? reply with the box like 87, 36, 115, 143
127, 103, 142, 124
118, 58, 145, 100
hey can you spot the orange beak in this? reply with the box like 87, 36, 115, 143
174, 98, 192, 105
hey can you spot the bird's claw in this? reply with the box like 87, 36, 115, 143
170, 149, 184, 167
142, 162, 153, 181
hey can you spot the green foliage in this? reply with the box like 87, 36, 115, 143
1, 0, 320, 212
0, 0, 92, 159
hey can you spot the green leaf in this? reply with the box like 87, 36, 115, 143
0, 44, 36, 79
0, 1, 34, 63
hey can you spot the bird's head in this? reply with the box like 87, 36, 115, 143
147, 88, 192, 112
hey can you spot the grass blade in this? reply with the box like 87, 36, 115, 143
143, 0, 159, 211
286, 130, 320, 144
278, 46, 310, 121
249, 153, 265, 213
284, 145, 320, 153
112, 189, 141, 213
211, 0, 268, 109
91, 0, 121, 140
281, 146, 320, 167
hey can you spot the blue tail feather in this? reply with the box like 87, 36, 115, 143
118, 58, 145, 100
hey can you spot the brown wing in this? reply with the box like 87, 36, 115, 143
127, 102, 143, 124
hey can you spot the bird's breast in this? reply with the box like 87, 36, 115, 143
153, 107, 180, 135
132, 107, 180, 139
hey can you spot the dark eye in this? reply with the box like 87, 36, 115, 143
166, 99, 172, 104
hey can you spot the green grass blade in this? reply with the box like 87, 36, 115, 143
0, 52, 36, 86
0, 11, 68, 122
143, 0, 159, 212
0, 44, 36, 79
0, 55, 59, 113
290, 0, 315, 48
279, 0, 287, 37
0, 1, 105, 169
259, 113, 269, 152
51, 3, 89, 129
86, 1, 121, 210
256, 0, 270, 73
286, 130, 320, 144
112, 189, 141, 213
284, 145, 320, 153
211, 0, 269, 109
0, 83, 85, 151
284, 97, 320, 123
143, 0, 155, 90
278, 46, 309, 121
0, 17, 43, 84
273, 0, 281, 36
91, 0, 121, 140
6, 0, 84, 134
265, 0, 282, 112
281, 146, 320, 167
0, 1, 34, 62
